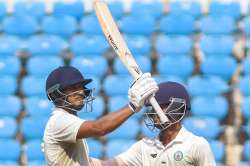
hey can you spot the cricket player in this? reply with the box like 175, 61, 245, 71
91, 81, 216, 166
43, 66, 159, 166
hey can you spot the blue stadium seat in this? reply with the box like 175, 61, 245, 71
26, 35, 67, 56
108, 1, 124, 19
0, 117, 17, 139
0, 35, 23, 57
0, 76, 16, 95
183, 117, 222, 140
53, 1, 84, 20
243, 57, 250, 75
160, 14, 195, 35
26, 140, 44, 161
155, 35, 192, 56
3, 16, 38, 37
157, 56, 194, 79
192, 96, 228, 120
0, 140, 20, 161
25, 97, 52, 117
114, 56, 151, 75
0, 96, 21, 117
239, 76, 250, 96
21, 117, 48, 140
80, 14, 103, 35
107, 118, 139, 140
0, 57, 20, 76
168, 2, 201, 18
78, 96, 104, 119
200, 36, 234, 56
27, 56, 63, 77
210, 2, 241, 20
13, 2, 45, 20
108, 96, 127, 112
0, 161, 19, 166
243, 16, 250, 36
201, 57, 237, 81
153, 75, 185, 85
87, 139, 102, 158
187, 76, 229, 97
106, 140, 136, 158
84, 76, 101, 95
42, 15, 77, 38
200, 16, 235, 35
243, 140, 250, 161
71, 56, 108, 77
0, 3, 6, 20
26, 161, 45, 166
131, 2, 163, 19
124, 35, 151, 56
22, 76, 46, 97
242, 97, 250, 120
103, 75, 133, 97
70, 35, 108, 56
210, 140, 225, 162
141, 124, 159, 138
120, 15, 155, 36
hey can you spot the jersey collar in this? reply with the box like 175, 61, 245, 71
155, 126, 188, 149
173, 126, 188, 142
52, 107, 68, 115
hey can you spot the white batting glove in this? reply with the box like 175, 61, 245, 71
128, 73, 159, 112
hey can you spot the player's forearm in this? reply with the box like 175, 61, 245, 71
94, 105, 134, 135
77, 105, 135, 138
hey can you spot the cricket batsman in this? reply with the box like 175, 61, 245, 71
43, 66, 159, 166
91, 81, 216, 166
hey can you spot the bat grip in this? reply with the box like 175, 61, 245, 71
149, 97, 169, 123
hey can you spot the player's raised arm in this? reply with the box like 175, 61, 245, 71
76, 73, 158, 139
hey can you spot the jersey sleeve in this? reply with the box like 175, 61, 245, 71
194, 138, 216, 166
116, 141, 143, 166
52, 113, 85, 143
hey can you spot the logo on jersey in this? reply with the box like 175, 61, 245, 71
174, 151, 183, 161
150, 153, 157, 158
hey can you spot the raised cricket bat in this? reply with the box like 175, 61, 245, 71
94, 1, 169, 123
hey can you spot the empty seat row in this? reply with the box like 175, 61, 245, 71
1, 74, 248, 98
0, 76, 228, 97
0, 13, 246, 37
0, 93, 232, 121
0, 34, 246, 60
0, 55, 242, 82
0, 1, 245, 20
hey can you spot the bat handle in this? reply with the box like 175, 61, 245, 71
149, 97, 169, 123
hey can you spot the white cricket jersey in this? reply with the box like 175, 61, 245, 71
118, 127, 216, 166
43, 108, 90, 166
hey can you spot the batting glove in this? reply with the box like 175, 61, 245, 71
128, 73, 159, 112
